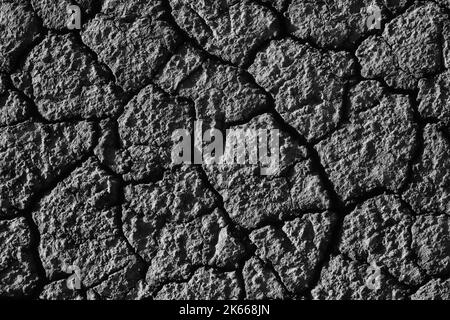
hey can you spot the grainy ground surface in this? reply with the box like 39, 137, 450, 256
0, 0, 449, 300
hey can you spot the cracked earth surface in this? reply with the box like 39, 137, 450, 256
0, 0, 449, 300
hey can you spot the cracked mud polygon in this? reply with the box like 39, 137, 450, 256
0, 0, 449, 301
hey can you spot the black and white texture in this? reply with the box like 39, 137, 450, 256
0, 0, 449, 300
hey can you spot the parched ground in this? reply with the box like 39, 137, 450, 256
0, 0, 449, 300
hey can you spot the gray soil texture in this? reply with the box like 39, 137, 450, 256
0, 0, 449, 300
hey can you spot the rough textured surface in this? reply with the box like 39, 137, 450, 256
243, 257, 288, 299
0, 218, 39, 297
0, 121, 94, 217
340, 195, 424, 285
312, 255, 408, 300
250, 211, 337, 293
31, 0, 95, 30
403, 125, 450, 215
39, 280, 84, 300
1, 0, 449, 301
204, 113, 330, 229
286, 0, 393, 49
418, 71, 450, 128
145, 208, 246, 291
169, 0, 280, 66
122, 165, 248, 296
0, 89, 30, 126
412, 214, 450, 277
249, 39, 355, 142
316, 86, 416, 203
357, 3, 450, 90
0, 1, 40, 73
12, 34, 122, 121
339, 194, 450, 287
155, 267, 242, 300
412, 279, 450, 300
82, 2, 180, 92
99, 84, 193, 182
33, 159, 144, 299
157, 44, 269, 126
